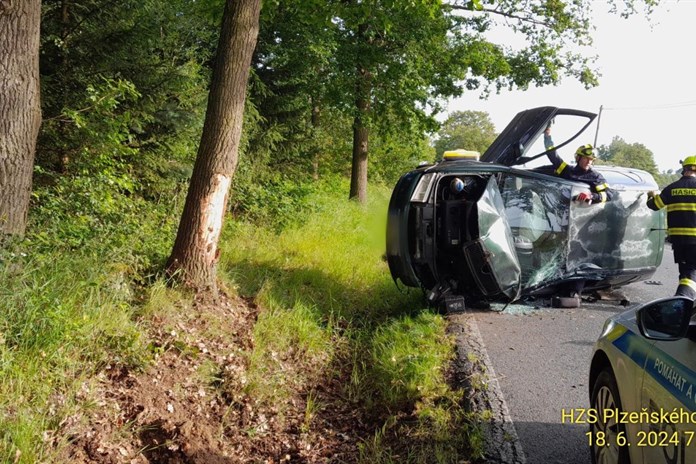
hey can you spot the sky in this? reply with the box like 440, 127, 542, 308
447, 0, 696, 172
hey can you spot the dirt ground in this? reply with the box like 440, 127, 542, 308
55, 292, 371, 463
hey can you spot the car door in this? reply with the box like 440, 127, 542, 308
481, 107, 596, 167
640, 337, 696, 464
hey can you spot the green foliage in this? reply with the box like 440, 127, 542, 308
655, 170, 681, 189
249, 0, 661, 201
228, 170, 321, 231
38, 0, 214, 199
220, 177, 412, 318
329, 0, 465, 131
369, 130, 436, 184
433, 111, 497, 159
30, 172, 184, 273
33, 0, 219, 276
0, 139, 195, 461
596, 136, 658, 177
245, 0, 341, 182
39, 78, 142, 188
243, 301, 334, 405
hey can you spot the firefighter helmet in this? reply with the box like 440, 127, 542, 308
575, 144, 597, 159
681, 155, 696, 174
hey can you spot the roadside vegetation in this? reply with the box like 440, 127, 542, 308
0, 175, 485, 463
0, 1, 674, 462
222, 179, 487, 461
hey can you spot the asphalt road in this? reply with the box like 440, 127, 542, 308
473, 256, 678, 464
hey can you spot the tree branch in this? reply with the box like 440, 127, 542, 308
446, 3, 553, 28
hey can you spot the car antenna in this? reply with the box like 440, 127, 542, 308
593, 104, 603, 147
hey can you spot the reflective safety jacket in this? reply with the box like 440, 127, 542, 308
543, 138, 613, 204
647, 175, 696, 245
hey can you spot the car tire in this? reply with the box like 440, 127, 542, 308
590, 367, 630, 464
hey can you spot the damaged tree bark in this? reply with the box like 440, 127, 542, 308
166, 0, 261, 292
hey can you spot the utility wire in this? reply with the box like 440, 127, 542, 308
602, 100, 696, 111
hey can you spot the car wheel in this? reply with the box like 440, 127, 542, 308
590, 368, 630, 464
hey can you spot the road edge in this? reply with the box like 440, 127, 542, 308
447, 312, 527, 464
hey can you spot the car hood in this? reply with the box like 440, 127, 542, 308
481, 106, 597, 167
611, 305, 639, 328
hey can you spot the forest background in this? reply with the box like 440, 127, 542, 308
0, 0, 677, 462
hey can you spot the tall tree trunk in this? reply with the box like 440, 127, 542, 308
166, 0, 261, 292
311, 102, 320, 181
349, 114, 368, 203
0, 0, 42, 236
349, 64, 371, 204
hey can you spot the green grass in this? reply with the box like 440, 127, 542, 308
219, 179, 485, 462
0, 252, 150, 463
0, 177, 485, 463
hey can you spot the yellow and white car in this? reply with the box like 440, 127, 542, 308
589, 296, 696, 464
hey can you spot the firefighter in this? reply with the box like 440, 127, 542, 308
544, 127, 614, 203
647, 156, 696, 299
543, 126, 615, 306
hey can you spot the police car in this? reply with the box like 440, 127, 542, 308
589, 296, 696, 464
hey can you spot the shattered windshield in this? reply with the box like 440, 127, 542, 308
500, 175, 571, 289
568, 190, 662, 273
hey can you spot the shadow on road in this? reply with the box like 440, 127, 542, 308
482, 419, 591, 464
512, 421, 590, 464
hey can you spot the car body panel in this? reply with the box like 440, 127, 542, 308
640, 337, 696, 463
386, 106, 666, 304
567, 189, 662, 277
591, 301, 696, 463
386, 169, 424, 287
592, 312, 654, 463
466, 176, 521, 300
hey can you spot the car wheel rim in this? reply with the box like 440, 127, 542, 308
593, 385, 620, 464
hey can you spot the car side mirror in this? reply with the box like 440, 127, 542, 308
637, 296, 694, 341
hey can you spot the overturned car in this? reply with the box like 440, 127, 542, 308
386, 106, 665, 309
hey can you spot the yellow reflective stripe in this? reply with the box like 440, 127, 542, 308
555, 162, 567, 175
668, 227, 696, 236
606, 325, 627, 342
599, 191, 607, 203
666, 203, 696, 212
654, 195, 665, 209
596, 183, 608, 192
679, 278, 696, 291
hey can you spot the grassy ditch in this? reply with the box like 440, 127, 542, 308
0, 179, 485, 463
218, 181, 486, 462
